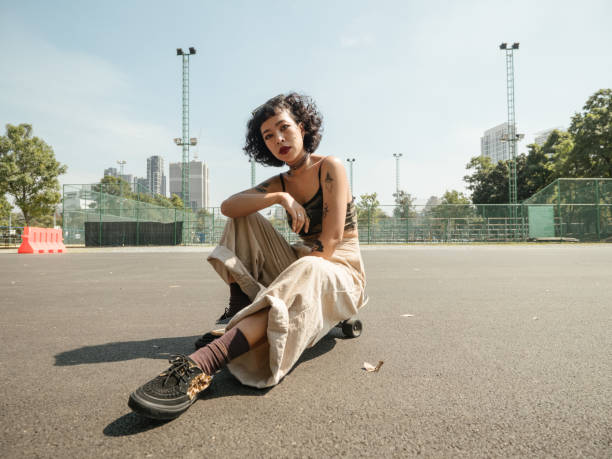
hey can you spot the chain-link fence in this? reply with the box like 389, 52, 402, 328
523, 178, 612, 241
61, 179, 612, 246
0, 226, 23, 248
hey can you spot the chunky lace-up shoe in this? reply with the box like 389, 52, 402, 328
215, 307, 233, 325
128, 355, 212, 420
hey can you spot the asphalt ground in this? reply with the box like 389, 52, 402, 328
0, 244, 610, 458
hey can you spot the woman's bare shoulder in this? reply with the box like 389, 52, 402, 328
319, 155, 346, 173
240, 173, 283, 194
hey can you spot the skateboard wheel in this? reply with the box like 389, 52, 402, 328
341, 319, 362, 338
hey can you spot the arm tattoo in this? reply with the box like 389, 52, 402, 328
322, 202, 329, 219
324, 172, 334, 192
312, 239, 324, 252
254, 181, 271, 193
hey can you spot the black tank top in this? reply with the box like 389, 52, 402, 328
279, 161, 357, 237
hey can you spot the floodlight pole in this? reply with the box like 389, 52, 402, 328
346, 158, 355, 195
117, 160, 126, 177
175, 47, 196, 243
393, 153, 403, 196
499, 42, 520, 213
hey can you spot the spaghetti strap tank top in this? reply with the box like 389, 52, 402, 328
279, 160, 357, 237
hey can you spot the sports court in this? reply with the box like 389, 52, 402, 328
0, 244, 610, 457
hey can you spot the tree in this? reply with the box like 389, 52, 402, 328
463, 156, 508, 204
356, 192, 386, 223
93, 175, 132, 197
463, 88, 612, 205
392, 190, 416, 218
0, 124, 67, 225
431, 190, 475, 218
0, 194, 11, 226
566, 88, 612, 178
464, 153, 539, 204
422, 195, 441, 215
441, 190, 471, 205
170, 194, 184, 209
521, 132, 565, 197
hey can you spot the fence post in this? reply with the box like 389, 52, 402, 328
595, 179, 601, 241
174, 207, 177, 245
557, 180, 562, 238
99, 186, 102, 247
367, 208, 371, 244
136, 193, 140, 246
212, 208, 216, 245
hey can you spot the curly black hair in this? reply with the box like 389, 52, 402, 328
243, 92, 323, 167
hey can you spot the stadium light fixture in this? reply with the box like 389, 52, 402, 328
346, 158, 355, 193
189, 47, 196, 55
176, 48, 183, 55
499, 43, 507, 50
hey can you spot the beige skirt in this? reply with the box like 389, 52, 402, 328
207, 212, 368, 388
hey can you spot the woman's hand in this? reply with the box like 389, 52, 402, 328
281, 193, 310, 234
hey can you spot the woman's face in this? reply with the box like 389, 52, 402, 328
260, 109, 305, 164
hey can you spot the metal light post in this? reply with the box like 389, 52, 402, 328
392, 153, 403, 196
175, 46, 196, 243
499, 42, 520, 212
116, 160, 126, 177
346, 158, 355, 195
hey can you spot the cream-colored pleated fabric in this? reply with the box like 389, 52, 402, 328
207, 212, 367, 388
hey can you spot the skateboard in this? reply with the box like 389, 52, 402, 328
336, 318, 362, 338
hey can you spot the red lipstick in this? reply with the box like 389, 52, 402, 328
279, 146, 291, 155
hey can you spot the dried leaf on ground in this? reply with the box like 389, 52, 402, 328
363, 360, 384, 372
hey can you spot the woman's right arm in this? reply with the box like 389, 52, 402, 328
220, 175, 285, 218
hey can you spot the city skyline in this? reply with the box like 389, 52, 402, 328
101, 156, 210, 206
1, 1, 611, 207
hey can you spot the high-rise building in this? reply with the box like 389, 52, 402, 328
480, 123, 512, 163
133, 177, 150, 194
147, 155, 165, 196
118, 174, 134, 191
104, 167, 118, 177
169, 160, 209, 211
534, 126, 564, 146
169, 162, 182, 200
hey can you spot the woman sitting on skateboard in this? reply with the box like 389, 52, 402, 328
129, 92, 367, 420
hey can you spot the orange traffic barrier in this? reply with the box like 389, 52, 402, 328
18, 227, 66, 254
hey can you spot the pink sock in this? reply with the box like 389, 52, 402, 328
189, 327, 250, 375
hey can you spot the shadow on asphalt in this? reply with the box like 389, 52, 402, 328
101, 333, 339, 436
55, 326, 346, 367
54, 335, 203, 366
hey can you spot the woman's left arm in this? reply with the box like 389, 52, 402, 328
307, 156, 349, 259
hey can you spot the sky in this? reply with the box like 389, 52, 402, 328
1, 0, 611, 207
